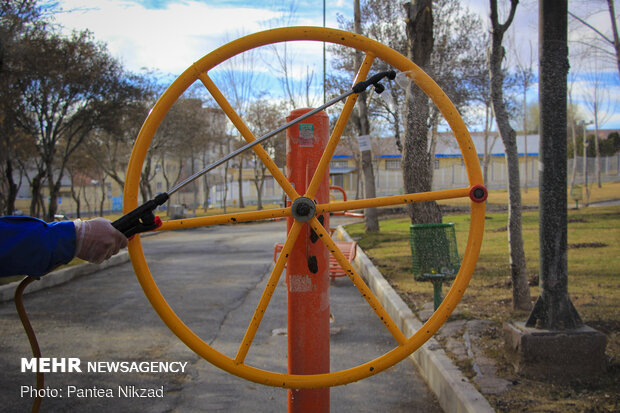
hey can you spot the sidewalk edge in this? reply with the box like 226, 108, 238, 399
336, 226, 494, 413
0, 251, 130, 302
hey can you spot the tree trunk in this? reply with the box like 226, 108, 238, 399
569, 117, 578, 190
160, 154, 172, 211
489, 0, 531, 311
70, 171, 82, 218
522, 87, 528, 193
402, 1, 442, 225
390, 86, 403, 153
203, 176, 210, 211
237, 158, 244, 208
99, 179, 106, 216
482, 104, 495, 184
223, 167, 228, 213
354, 155, 362, 200
191, 155, 198, 212
222, 146, 229, 214
82, 184, 91, 217
360, 149, 379, 231
255, 178, 264, 210
594, 119, 601, 188
527, 0, 583, 330
46, 181, 60, 221
140, 155, 154, 203
568, 83, 578, 191
30, 174, 43, 217
504, 137, 531, 309
354, 0, 379, 233
45, 162, 60, 221
202, 152, 211, 211
4, 159, 17, 216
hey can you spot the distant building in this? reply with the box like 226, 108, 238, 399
13, 128, 620, 217
328, 132, 541, 198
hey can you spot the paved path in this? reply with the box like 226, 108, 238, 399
588, 198, 620, 207
0, 219, 441, 412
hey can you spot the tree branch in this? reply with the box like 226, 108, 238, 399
568, 10, 615, 45
490, 0, 519, 35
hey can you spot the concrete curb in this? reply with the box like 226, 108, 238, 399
336, 226, 494, 413
0, 250, 130, 302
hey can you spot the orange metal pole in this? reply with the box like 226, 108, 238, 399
286, 108, 330, 412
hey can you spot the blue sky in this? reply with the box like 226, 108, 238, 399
54, 0, 619, 130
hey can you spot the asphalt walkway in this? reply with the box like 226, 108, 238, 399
0, 218, 441, 412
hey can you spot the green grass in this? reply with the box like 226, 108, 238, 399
346, 204, 620, 411
345, 205, 620, 351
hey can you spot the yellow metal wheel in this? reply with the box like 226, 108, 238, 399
123, 26, 486, 389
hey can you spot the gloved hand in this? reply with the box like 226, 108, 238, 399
74, 218, 128, 264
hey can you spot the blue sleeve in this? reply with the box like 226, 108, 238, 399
0, 217, 76, 278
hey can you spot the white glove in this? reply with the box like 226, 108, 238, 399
74, 218, 128, 264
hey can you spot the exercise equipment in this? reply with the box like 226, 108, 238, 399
119, 26, 488, 389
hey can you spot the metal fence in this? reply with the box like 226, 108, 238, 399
430, 154, 620, 191
371, 154, 620, 197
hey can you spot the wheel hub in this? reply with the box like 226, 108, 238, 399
291, 197, 316, 222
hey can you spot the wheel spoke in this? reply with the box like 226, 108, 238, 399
316, 187, 471, 215
305, 53, 376, 199
234, 221, 303, 365
308, 217, 407, 346
157, 207, 290, 231
198, 72, 299, 201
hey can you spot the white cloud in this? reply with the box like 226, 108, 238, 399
55, 0, 281, 74
571, 75, 620, 129
53, 1, 620, 129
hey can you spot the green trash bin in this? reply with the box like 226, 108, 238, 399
570, 185, 583, 209
410, 223, 460, 310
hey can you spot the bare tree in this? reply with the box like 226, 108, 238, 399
213, 38, 265, 210
402, 0, 442, 225
246, 98, 286, 210
323, 74, 364, 199
354, 0, 380, 232
198, 106, 228, 211
510, 36, 535, 193
17, 30, 138, 220
362, 0, 487, 176
567, 69, 586, 191
569, 0, 620, 77
220, 141, 231, 213
84, 72, 157, 193
0, 0, 51, 215
581, 58, 618, 187
67, 157, 87, 219
483, 107, 499, 185
334, 1, 480, 231
263, 39, 320, 110
360, 0, 407, 151
468, 52, 499, 185
156, 97, 211, 212
489, 0, 531, 311
426, 0, 488, 188
262, 0, 321, 110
